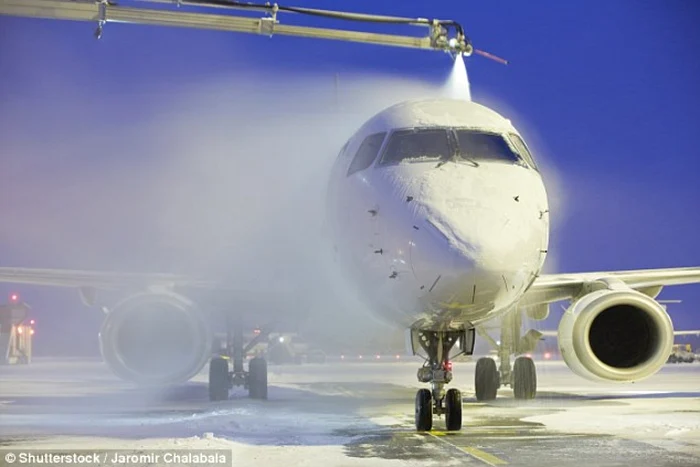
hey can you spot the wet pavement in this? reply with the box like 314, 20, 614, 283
1, 358, 699, 466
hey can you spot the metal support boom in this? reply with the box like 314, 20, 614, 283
0, 0, 474, 56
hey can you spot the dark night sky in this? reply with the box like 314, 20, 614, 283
0, 1, 699, 355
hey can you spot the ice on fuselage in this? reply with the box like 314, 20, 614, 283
330, 98, 550, 325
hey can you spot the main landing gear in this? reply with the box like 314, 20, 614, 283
473, 355, 536, 401
474, 311, 539, 401
407, 328, 475, 431
208, 320, 272, 401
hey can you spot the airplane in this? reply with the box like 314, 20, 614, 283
325, 97, 700, 431
2, 0, 700, 433
2, 95, 699, 432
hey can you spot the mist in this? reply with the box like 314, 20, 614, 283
0, 69, 448, 354
445, 54, 471, 101
0, 55, 566, 357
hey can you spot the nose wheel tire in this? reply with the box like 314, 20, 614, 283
513, 356, 537, 400
475, 357, 499, 401
445, 388, 463, 431
248, 357, 268, 400
208, 356, 230, 401
415, 388, 433, 431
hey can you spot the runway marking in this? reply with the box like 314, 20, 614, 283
460, 446, 508, 466
474, 434, 589, 440
426, 432, 509, 466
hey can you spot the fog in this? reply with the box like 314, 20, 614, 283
1, 55, 567, 358
1, 68, 456, 353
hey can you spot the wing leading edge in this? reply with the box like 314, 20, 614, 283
524, 267, 700, 306
0, 267, 220, 290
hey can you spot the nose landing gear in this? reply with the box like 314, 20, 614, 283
408, 327, 475, 431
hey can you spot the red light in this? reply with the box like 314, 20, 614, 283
253, 329, 261, 335
444, 361, 453, 372
525, 353, 533, 359
30, 319, 35, 325
10, 293, 19, 303
544, 352, 552, 360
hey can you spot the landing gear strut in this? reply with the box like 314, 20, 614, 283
475, 311, 538, 401
208, 318, 272, 401
407, 327, 475, 431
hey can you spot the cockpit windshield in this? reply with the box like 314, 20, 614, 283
507, 133, 538, 170
379, 129, 451, 165
377, 128, 537, 169
455, 130, 522, 165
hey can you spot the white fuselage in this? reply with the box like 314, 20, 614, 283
327, 99, 550, 330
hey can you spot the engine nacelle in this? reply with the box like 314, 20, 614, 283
558, 288, 673, 382
99, 291, 212, 385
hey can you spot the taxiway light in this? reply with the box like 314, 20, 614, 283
30, 319, 35, 325
544, 352, 552, 360
10, 293, 19, 303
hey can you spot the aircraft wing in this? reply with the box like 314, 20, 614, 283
0, 267, 220, 290
524, 267, 700, 305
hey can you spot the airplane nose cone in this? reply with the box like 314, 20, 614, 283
405, 163, 547, 310
413, 164, 545, 269
421, 203, 533, 271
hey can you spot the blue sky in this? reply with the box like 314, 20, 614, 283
0, 1, 699, 353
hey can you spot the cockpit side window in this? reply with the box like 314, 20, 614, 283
337, 140, 350, 159
347, 132, 386, 177
379, 128, 451, 165
455, 130, 523, 165
508, 133, 538, 170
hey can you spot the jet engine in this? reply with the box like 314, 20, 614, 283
99, 291, 212, 385
558, 285, 673, 382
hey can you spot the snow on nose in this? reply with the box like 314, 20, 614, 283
411, 163, 543, 273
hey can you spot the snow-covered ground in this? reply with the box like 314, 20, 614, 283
1, 358, 699, 466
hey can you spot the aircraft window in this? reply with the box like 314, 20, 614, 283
337, 140, 349, 159
379, 129, 451, 165
347, 132, 386, 176
508, 133, 538, 170
455, 130, 523, 165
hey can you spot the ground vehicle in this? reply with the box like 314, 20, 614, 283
667, 344, 696, 363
